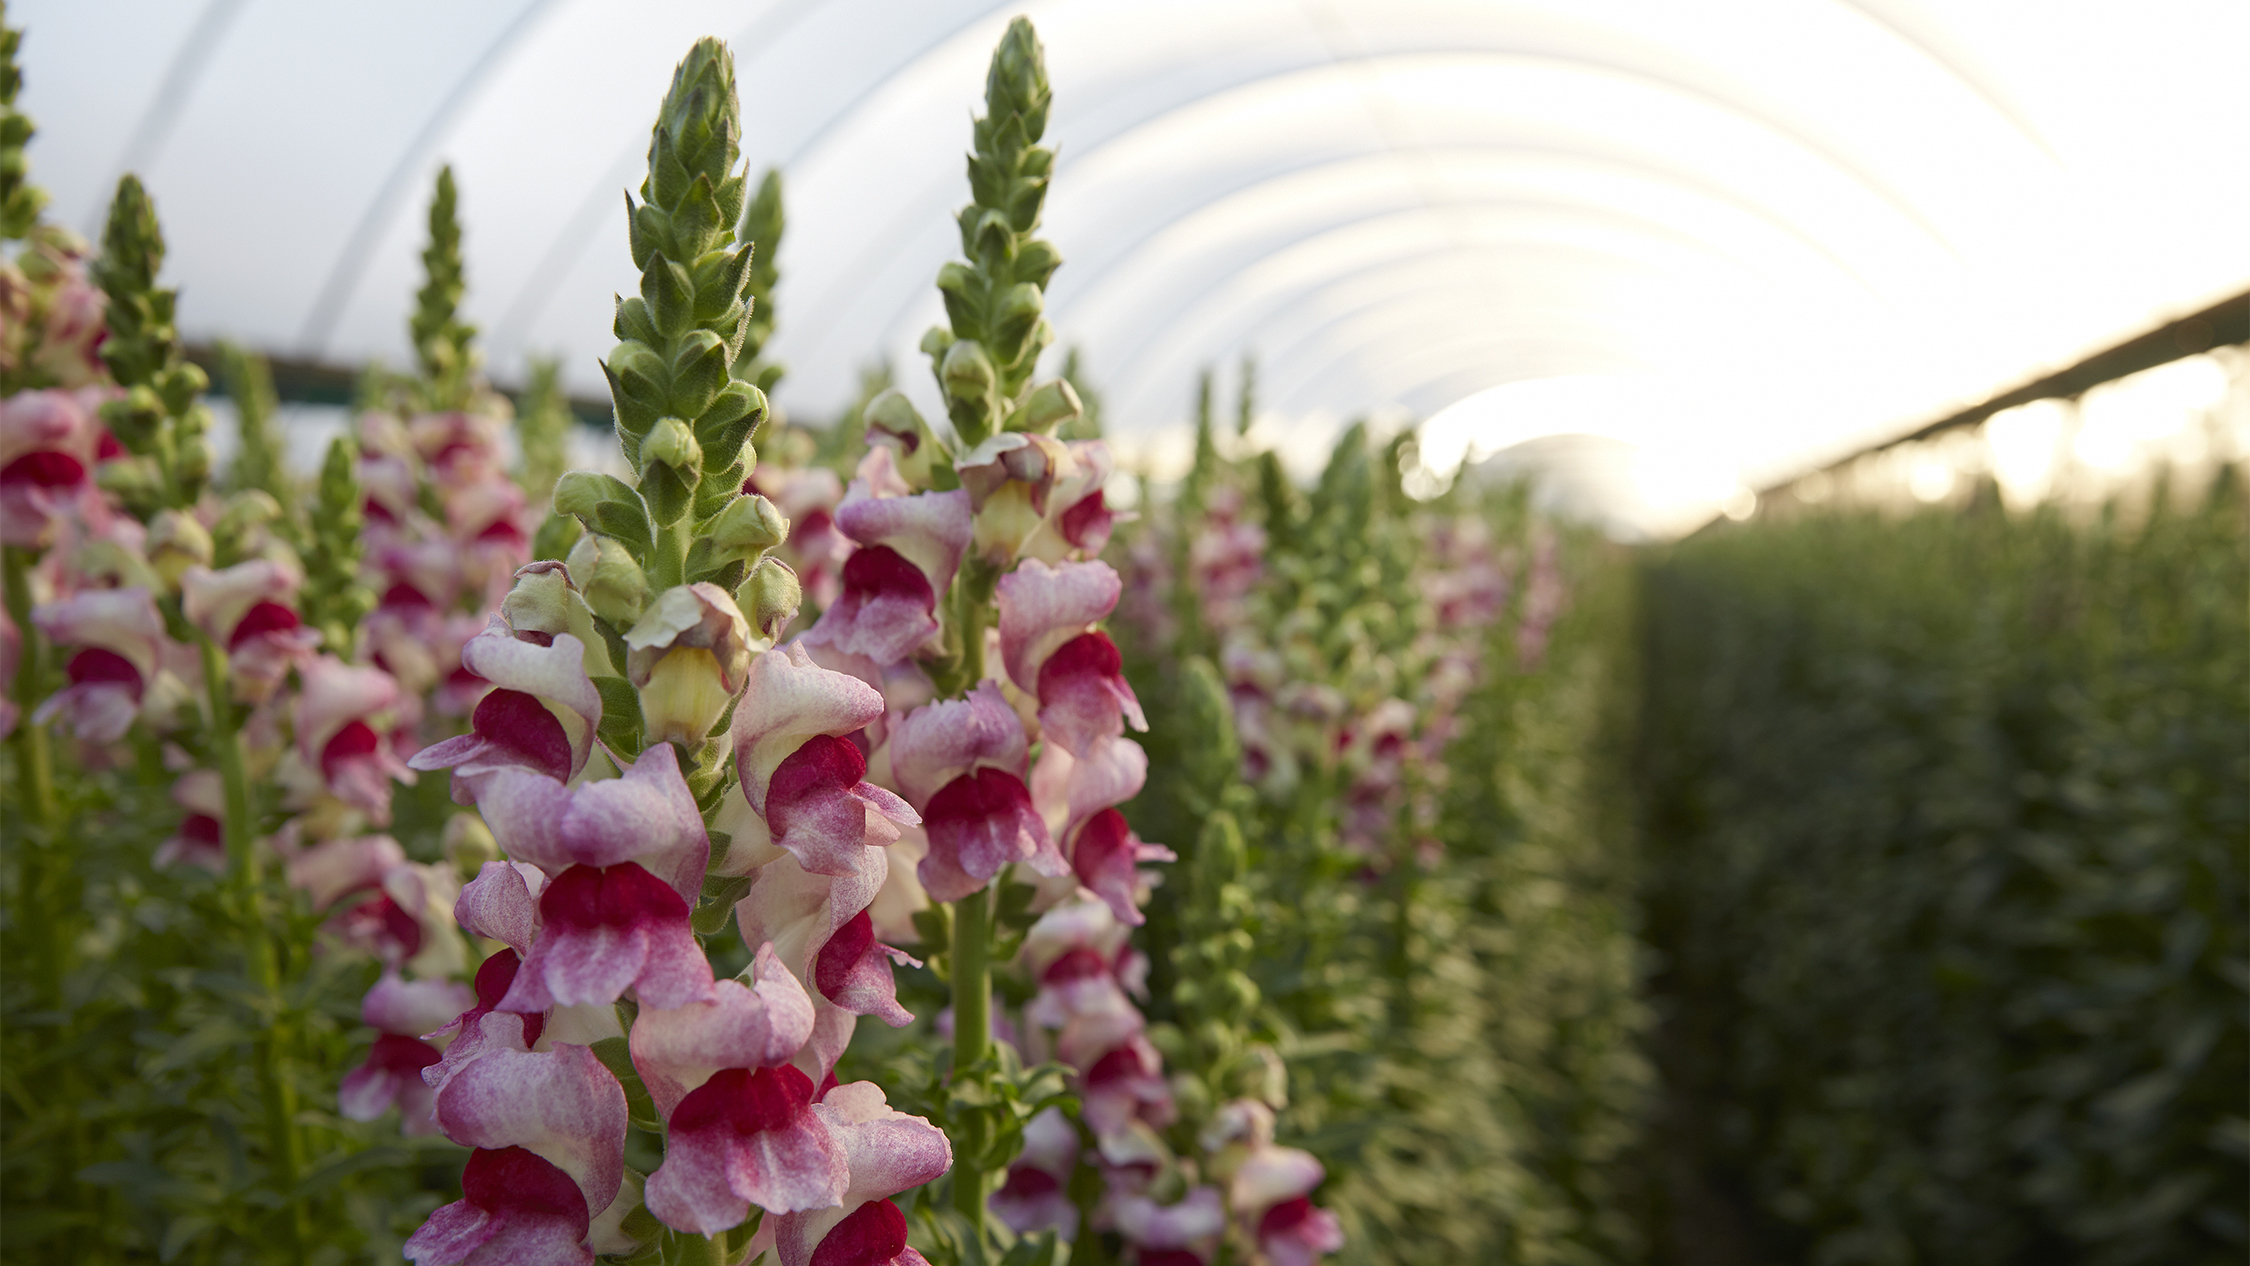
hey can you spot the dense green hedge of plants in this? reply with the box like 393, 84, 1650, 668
1637, 477, 2249, 1266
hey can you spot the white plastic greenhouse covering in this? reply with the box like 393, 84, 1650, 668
13, 0, 2250, 535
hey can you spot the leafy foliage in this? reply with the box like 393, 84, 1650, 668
1638, 478, 2250, 1265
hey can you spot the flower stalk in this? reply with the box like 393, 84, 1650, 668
951, 883, 993, 1231
196, 631, 307, 1253
4, 547, 54, 829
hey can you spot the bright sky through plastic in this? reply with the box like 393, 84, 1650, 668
16, 1, 2250, 536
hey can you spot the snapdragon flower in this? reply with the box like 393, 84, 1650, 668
409, 615, 604, 801
30, 585, 169, 742
292, 654, 417, 824
341, 972, 475, 1134
803, 448, 972, 667
471, 744, 715, 1012
0, 387, 111, 548
729, 641, 917, 876
889, 682, 1068, 901
408, 1042, 629, 1266
991, 1105, 1081, 1237
631, 943, 847, 1228
770, 1081, 953, 1266
152, 768, 227, 871
180, 557, 321, 703
996, 557, 1145, 756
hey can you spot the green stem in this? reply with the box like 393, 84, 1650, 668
652, 513, 693, 591
197, 637, 307, 1252
4, 548, 56, 831
6, 547, 80, 1254
951, 883, 992, 1232
958, 573, 989, 689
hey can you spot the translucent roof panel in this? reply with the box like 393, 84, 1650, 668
16, 0, 2249, 533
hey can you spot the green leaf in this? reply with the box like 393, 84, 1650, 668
593, 674, 645, 757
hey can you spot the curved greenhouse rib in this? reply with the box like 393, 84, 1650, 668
1076, 209, 1734, 403
93, 0, 248, 235
790, 45, 1948, 373
296, 0, 562, 355
490, 0, 1006, 345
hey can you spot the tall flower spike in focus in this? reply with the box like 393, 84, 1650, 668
593, 36, 771, 582
921, 16, 1067, 452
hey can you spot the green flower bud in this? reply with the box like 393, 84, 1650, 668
644, 416, 702, 471
501, 560, 576, 637
941, 338, 996, 399
865, 390, 943, 488
1004, 378, 1082, 435
147, 509, 213, 586
708, 491, 787, 561
1241, 1042, 1290, 1109
567, 533, 652, 627
736, 555, 801, 644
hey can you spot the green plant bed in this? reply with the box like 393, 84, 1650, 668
1637, 477, 2250, 1266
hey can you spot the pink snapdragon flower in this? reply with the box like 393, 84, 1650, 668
733, 842, 917, 1080
153, 768, 228, 871
1111, 1186, 1225, 1266
1022, 894, 1142, 1030
1020, 895, 1170, 1140
294, 655, 417, 823
471, 744, 715, 1012
1065, 808, 1173, 927
1204, 1100, 1344, 1266
1186, 494, 1265, 632
30, 586, 167, 743
1, 388, 110, 548
180, 558, 322, 703
1022, 439, 1126, 563
326, 859, 469, 980
362, 536, 465, 700
411, 411, 532, 606
283, 831, 407, 909
996, 558, 1145, 756
731, 642, 916, 877
991, 1105, 1081, 1237
770, 1081, 953, 1266
342, 972, 477, 1134
889, 682, 1068, 901
803, 448, 972, 667
410, 616, 604, 802
1063, 994, 1173, 1141
408, 1042, 629, 1266
422, 943, 549, 1098
631, 943, 848, 1229
1030, 732, 1150, 860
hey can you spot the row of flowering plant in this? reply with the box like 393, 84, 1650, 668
1110, 373, 1648, 1266
1, 8, 501, 1253
1, 11, 1390, 1263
